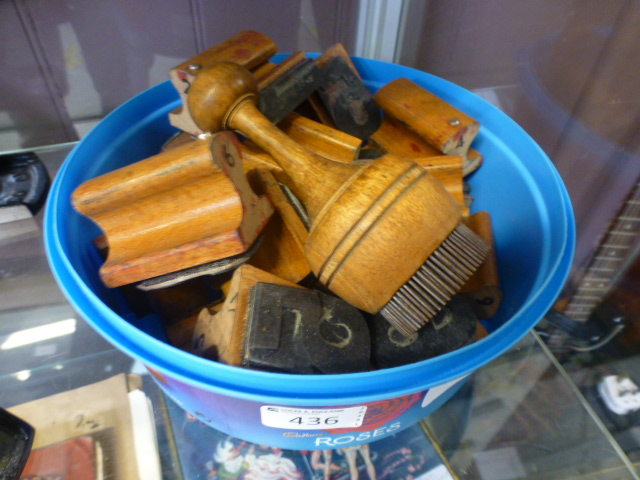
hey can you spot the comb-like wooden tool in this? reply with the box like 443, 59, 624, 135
186, 62, 490, 336
72, 132, 273, 287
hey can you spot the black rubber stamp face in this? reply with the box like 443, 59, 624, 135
319, 316, 353, 349
372, 294, 478, 369
244, 283, 370, 374
387, 327, 418, 348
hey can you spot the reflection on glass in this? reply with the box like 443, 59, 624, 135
424, 333, 637, 479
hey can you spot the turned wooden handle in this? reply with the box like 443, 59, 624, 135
371, 115, 484, 177
169, 30, 277, 136
374, 78, 480, 156
239, 112, 362, 183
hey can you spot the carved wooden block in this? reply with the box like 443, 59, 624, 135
72, 132, 273, 287
374, 77, 480, 156
191, 264, 304, 366
370, 114, 483, 176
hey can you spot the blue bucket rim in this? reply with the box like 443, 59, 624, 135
44, 56, 575, 405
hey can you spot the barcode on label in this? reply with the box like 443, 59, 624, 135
260, 405, 367, 430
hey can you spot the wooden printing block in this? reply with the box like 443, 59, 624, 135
302, 43, 362, 129
460, 211, 503, 319
191, 265, 303, 365
370, 114, 443, 158
315, 55, 382, 140
374, 78, 480, 156
191, 265, 370, 373
370, 294, 478, 369
72, 132, 273, 288
243, 282, 371, 374
258, 57, 324, 125
314, 43, 362, 77
369, 114, 483, 176
168, 30, 277, 136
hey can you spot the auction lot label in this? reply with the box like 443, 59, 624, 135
260, 405, 367, 430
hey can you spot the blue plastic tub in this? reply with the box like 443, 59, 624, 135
44, 56, 575, 450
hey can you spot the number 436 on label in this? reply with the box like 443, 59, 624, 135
260, 406, 367, 430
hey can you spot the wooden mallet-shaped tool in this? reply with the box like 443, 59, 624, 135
187, 62, 490, 336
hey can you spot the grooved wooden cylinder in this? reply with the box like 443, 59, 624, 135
306, 154, 461, 313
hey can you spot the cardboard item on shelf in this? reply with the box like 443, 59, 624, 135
9, 374, 160, 480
